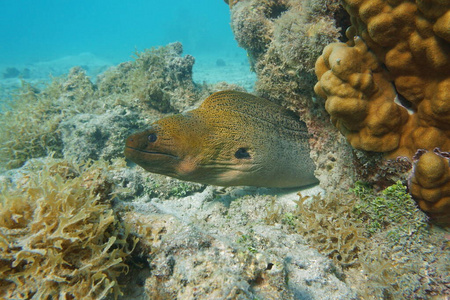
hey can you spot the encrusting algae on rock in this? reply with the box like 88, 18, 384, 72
125, 90, 318, 188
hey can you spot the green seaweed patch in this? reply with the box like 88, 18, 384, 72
0, 67, 99, 171
168, 182, 201, 198
0, 80, 64, 170
0, 157, 136, 299
351, 181, 429, 239
236, 229, 259, 254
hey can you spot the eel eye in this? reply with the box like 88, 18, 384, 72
148, 133, 157, 143
235, 148, 251, 159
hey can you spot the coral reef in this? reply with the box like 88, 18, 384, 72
230, 0, 344, 95
227, 2, 448, 295
2, 17, 447, 297
314, 0, 450, 222
0, 68, 100, 170
111, 176, 449, 299
227, 0, 449, 221
0, 157, 134, 299
315, 37, 409, 153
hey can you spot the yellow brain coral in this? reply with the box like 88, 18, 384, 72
0, 158, 133, 299
315, 0, 450, 223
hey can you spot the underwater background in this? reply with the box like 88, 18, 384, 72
0, 0, 449, 299
0, 0, 242, 63
0, 0, 255, 100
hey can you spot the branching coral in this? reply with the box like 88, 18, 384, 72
314, 0, 450, 222
0, 157, 135, 299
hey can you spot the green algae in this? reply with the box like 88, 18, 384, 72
351, 181, 429, 238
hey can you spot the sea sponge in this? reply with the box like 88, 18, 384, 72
314, 0, 450, 222
0, 157, 134, 299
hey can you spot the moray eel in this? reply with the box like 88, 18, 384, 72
125, 90, 318, 188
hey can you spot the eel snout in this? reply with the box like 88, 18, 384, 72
124, 126, 179, 166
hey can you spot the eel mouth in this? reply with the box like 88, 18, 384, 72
125, 146, 179, 160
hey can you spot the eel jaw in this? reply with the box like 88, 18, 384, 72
124, 146, 181, 177
124, 146, 179, 160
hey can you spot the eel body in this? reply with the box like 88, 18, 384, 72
125, 90, 318, 188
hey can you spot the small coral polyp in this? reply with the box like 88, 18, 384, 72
315, 0, 450, 223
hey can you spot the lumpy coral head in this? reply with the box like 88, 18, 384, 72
409, 149, 450, 225
314, 37, 410, 153
315, 0, 450, 223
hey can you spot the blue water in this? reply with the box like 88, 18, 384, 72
0, 0, 241, 65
